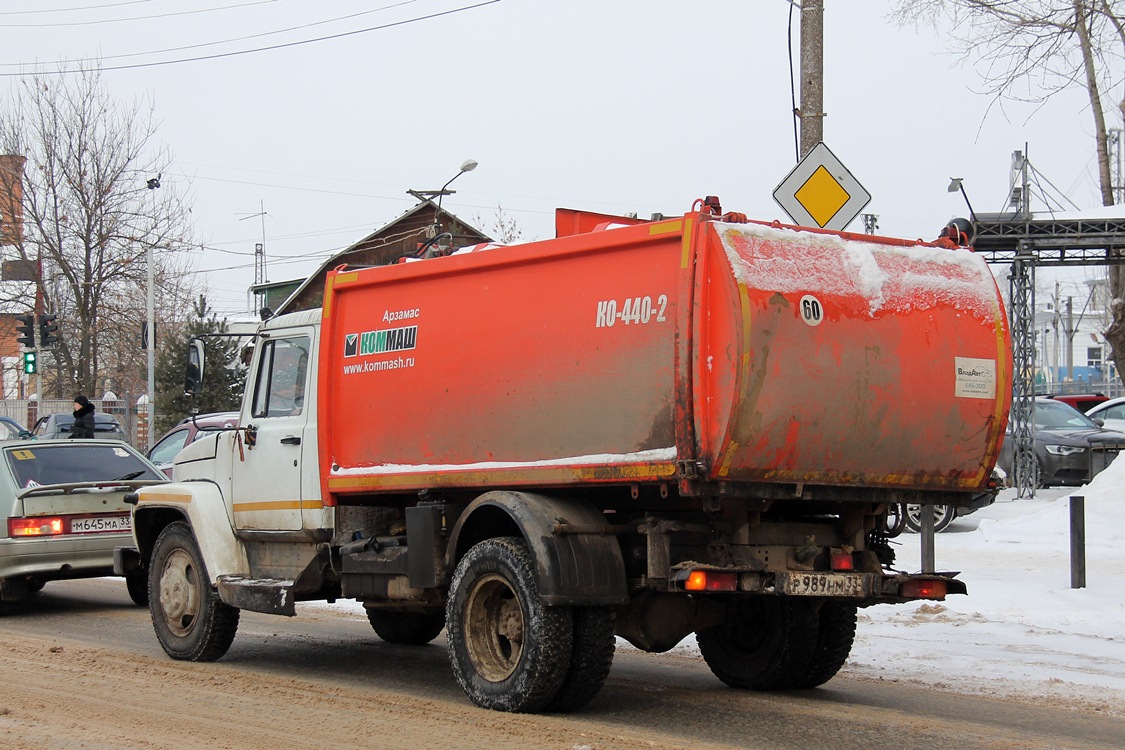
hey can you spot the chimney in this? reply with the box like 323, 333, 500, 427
0, 154, 27, 247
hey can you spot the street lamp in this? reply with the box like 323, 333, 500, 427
145, 175, 160, 450
406, 159, 479, 258
947, 177, 977, 221
436, 159, 477, 215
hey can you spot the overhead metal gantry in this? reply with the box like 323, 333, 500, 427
970, 213, 1125, 496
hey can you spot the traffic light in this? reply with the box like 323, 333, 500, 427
22, 351, 36, 374
38, 313, 59, 348
15, 313, 35, 348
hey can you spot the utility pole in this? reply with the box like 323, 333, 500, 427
1066, 296, 1075, 381
239, 201, 268, 314
799, 1, 824, 158
146, 175, 160, 451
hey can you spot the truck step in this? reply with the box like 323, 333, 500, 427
216, 575, 296, 616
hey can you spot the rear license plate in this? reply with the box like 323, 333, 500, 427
69, 514, 131, 534
776, 572, 869, 597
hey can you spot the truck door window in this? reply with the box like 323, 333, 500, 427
251, 336, 310, 418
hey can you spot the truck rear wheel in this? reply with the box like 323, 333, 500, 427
545, 606, 616, 713
149, 521, 240, 662
366, 609, 445, 645
446, 537, 573, 712
697, 597, 819, 690
786, 602, 857, 689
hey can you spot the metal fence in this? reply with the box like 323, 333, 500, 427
0, 398, 149, 447
1035, 380, 1125, 399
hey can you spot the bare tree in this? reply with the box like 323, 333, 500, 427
0, 66, 200, 398
471, 204, 526, 244
893, 1, 1125, 381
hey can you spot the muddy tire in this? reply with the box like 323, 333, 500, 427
545, 606, 616, 713
366, 609, 445, 645
446, 537, 573, 712
149, 521, 239, 662
125, 571, 148, 606
697, 597, 819, 691
903, 503, 957, 533
786, 602, 857, 689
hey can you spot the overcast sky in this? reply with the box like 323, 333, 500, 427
0, 1, 1108, 316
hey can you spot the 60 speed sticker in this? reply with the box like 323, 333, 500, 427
799, 294, 824, 327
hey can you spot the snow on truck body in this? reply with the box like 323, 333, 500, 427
130, 203, 1011, 713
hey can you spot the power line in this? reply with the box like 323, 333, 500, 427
0, 0, 501, 76
0, 0, 278, 27
0, 0, 154, 16
0, 1, 419, 67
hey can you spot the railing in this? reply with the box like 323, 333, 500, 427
0, 398, 150, 447
1034, 381, 1125, 399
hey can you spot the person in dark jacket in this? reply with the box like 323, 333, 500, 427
71, 395, 96, 439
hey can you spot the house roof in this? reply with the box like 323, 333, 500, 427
270, 200, 489, 316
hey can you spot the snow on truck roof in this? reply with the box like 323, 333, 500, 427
717, 221, 1000, 319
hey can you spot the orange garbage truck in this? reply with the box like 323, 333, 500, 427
122, 198, 1010, 712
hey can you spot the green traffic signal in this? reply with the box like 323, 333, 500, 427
22, 351, 37, 374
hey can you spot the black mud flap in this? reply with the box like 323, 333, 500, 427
217, 575, 297, 616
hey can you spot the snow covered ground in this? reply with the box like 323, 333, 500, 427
662, 456, 1125, 713
843, 459, 1125, 714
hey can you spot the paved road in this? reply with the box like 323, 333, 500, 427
1, 578, 1122, 750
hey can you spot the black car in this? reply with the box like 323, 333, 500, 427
998, 398, 1125, 488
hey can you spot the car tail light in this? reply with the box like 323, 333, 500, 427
900, 578, 948, 599
680, 570, 738, 592
8, 516, 64, 537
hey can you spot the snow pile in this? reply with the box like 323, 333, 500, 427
650, 456, 1125, 711
840, 456, 1125, 711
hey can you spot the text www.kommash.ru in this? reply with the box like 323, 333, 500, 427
343, 356, 415, 375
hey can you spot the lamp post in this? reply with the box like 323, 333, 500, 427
946, 177, 977, 221
145, 175, 160, 450
436, 159, 477, 215
406, 160, 478, 257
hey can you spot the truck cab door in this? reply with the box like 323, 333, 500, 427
232, 332, 314, 532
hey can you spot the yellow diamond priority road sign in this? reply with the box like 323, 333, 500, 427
773, 142, 871, 231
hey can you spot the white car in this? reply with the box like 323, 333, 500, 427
1, 439, 166, 610
1086, 396, 1125, 433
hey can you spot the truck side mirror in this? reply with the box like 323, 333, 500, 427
185, 338, 205, 397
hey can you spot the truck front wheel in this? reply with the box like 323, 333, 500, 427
446, 537, 573, 712
149, 521, 240, 662
697, 597, 819, 690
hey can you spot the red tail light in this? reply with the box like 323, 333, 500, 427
682, 570, 738, 592
830, 551, 855, 571
8, 517, 64, 537
900, 579, 948, 599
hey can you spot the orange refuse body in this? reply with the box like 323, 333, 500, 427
318, 207, 1010, 504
